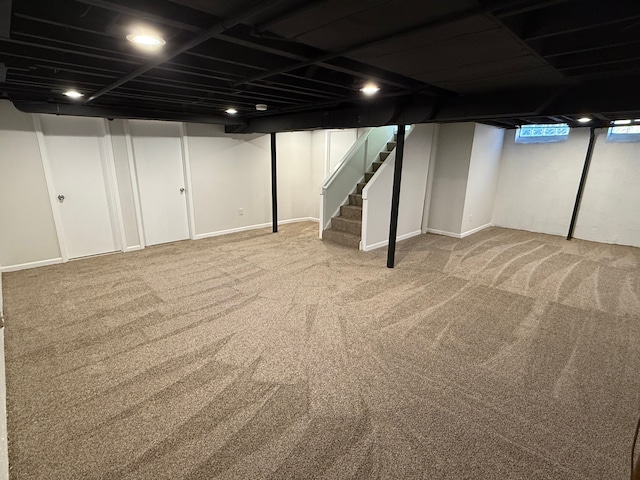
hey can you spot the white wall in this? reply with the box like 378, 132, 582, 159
492, 129, 586, 237
185, 125, 318, 238
461, 124, 505, 234
494, 128, 640, 247
0, 101, 61, 269
327, 129, 358, 176
427, 123, 475, 236
361, 124, 435, 250
0, 101, 325, 270
107, 120, 140, 249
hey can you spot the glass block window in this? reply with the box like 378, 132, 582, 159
515, 123, 570, 143
607, 124, 640, 142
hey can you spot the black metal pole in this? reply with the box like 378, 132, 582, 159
387, 125, 406, 268
271, 132, 278, 233
567, 126, 596, 240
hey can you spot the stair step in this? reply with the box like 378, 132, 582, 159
332, 216, 362, 236
349, 193, 363, 206
322, 228, 360, 249
372, 161, 384, 172
356, 182, 367, 194
365, 171, 374, 182
387, 141, 397, 151
341, 204, 362, 220
379, 151, 390, 161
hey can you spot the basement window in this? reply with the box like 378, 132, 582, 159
606, 124, 640, 142
515, 123, 570, 143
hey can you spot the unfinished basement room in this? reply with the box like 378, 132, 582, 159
1, 0, 640, 479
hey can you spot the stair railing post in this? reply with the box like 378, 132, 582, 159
387, 125, 405, 268
271, 132, 278, 233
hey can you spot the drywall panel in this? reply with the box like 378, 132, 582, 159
185, 125, 319, 237
0, 101, 60, 268
362, 124, 435, 250
327, 129, 358, 175
427, 122, 475, 235
275, 131, 315, 221
573, 131, 640, 247
107, 120, 140, 248
462, 124, 504, 234
493, 129, 588, 237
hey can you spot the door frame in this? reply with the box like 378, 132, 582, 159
33, 114, 126, 262
124, 120, 196, 246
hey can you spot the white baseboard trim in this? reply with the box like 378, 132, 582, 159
361, 230, 422, 252
194, 217, 319, 241
461, 223, 493, 238
124, 245, 143, 253
427, 223, 493, 239
0, 258, 64, 273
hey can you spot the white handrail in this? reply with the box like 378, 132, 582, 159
322, 128, 371, 191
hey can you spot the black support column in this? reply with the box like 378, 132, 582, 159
567, 127, 596, 240
387, 125, 406, 268
271, 132, 278, 233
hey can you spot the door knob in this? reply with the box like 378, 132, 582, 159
180, 188, 185, 194
57, 194, 65, 202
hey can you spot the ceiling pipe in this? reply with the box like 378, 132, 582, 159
13, 100, 245, 125
85, 0, 289, 104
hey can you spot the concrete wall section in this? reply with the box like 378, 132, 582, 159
492, 129, 586, 237
572, 131, 640, 247
0, 101, 61, 269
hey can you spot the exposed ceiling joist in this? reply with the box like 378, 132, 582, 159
0, 0, 11, 38
85, 0, 288, 103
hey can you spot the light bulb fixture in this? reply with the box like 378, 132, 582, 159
225, 108, 238, 115
577, 117, 592, 123
613, 119, 632, 125
126, 27, 166, 49
360, 84, 380, 96
63, 89, 84, 99
255, 104, 267, 111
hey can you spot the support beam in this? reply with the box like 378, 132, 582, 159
567, 126, 596, 240
85, 0, 286, 103
271, 132, 278, 233
387, 125, 406, 269
0, 0, 11, 38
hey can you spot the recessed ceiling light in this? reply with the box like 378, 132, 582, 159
126, 32, 166, 47
360, 84, 380, 96
225, 108, 238, 115
577, 117, 592, 123
614, 119, 632, 125
63, 89, 84, 99
255, 104, 268, 111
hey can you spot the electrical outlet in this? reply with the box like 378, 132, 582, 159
239, 208, 244, 215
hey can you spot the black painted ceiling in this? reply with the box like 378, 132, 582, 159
2, 0, 640, 132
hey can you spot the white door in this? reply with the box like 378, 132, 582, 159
128, 120, 190, 246
39, 115, 119, 259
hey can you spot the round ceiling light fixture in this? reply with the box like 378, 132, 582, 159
126, 28, 166, 48
63, 89, 84, 99
360, 84, 380, 96
577, 117, 592, 123
225, 108, 238, 115
256, 104, 268, 111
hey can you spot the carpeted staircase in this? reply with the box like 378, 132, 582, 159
322, 136, 397, 249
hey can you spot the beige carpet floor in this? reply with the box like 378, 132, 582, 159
3, 222, 640, 479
